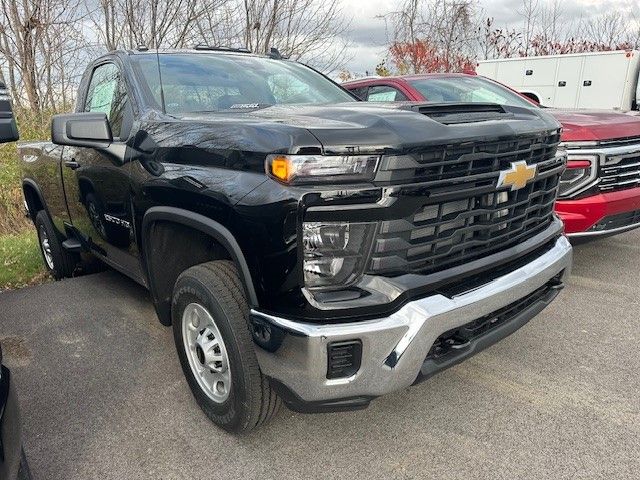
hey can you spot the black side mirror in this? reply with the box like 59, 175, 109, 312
51, 112, 113, 148
0, 82, 19, 143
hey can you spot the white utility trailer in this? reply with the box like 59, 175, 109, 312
477, 50, 640, 111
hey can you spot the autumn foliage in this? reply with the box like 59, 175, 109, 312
389, 40, 476, 74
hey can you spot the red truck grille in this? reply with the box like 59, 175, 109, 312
599, 154, 640, 192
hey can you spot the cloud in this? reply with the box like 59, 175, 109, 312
477, 0, 625, 28
335, 0, 640, 75
334, 0, 394, 73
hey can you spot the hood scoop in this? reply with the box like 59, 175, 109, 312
406, 102, 514, 125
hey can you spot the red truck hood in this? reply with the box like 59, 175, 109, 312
548, 109, 640, 142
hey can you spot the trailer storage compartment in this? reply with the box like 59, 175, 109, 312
478, 50, 640, 111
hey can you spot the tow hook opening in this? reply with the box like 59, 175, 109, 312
426, 278, 562, 362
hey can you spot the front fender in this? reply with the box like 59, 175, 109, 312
141, 206, 258, 324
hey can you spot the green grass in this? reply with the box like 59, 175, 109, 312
0, 110, 56, 289
0, 109, 55, 236
0, 230, 48, 290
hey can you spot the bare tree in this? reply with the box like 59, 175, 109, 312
89, 0, 127, 51
480, 17, 523, 60
232, 0, 351, 71
537, 0, 562, 43
87, 0, 208, 49
518, 0, 539, 56
86, 0, 351, 72
386, 0, 479, 72
192, 0, 240, 48
430, 1, 478, 70
479, 1, 640, 60
0, 0, 88, 113
581, 11, 629, 48
394, 0, 420, 44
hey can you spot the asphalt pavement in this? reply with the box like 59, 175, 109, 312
1, 230, 639, 479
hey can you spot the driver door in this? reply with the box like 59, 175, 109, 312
61, 60, 142, 281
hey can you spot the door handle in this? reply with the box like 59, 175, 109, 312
64, 160, 80, 170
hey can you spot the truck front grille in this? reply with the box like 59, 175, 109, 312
599, 153, 640, 192
368, 162, 562, 276
375, 131, 561, 185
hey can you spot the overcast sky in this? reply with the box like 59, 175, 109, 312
338, 0, 637, 74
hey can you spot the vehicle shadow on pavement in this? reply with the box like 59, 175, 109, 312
1, 231, 639, 479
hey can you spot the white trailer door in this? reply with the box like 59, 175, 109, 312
521, 57, 557, 87
578, 53, 628, 109
520, 57, 558, 105
494, 59, 527, 89
553, 55, 584, 108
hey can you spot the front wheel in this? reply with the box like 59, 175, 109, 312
171, 260, 280, 433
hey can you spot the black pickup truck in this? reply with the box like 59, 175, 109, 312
20, 48, 573, 432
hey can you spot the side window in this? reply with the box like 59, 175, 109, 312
367, 85, 408, 102
84, 63, 129, 138
349, 87, 368, 100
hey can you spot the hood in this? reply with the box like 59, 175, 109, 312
172, 102, 561, 155
549, 108, 640, 142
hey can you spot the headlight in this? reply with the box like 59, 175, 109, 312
266, 154, 379, 185
303, 221, 375, 290
558, 155, 598, 197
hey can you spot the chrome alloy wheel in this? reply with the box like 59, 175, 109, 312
39, 225, 54, 270
182, 303, 231, 403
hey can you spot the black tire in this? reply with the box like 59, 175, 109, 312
172, 260, 280, 433
34, 210, 76, 280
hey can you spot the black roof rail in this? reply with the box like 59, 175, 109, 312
193, 44, 251, 53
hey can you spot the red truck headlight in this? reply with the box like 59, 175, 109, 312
558, 155, 598, 197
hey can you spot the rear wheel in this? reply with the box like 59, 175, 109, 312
172, 260, 280, 433
34, 210, 76, 280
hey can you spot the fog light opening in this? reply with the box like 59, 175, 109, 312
327, 340, 363, 379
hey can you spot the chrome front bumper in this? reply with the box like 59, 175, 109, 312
568, 221, 640, 239
251, 236, 572, 407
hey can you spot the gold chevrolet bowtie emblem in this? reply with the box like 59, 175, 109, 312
497, 161, 537, 191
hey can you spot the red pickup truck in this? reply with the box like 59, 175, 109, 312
344, 74, 640, 238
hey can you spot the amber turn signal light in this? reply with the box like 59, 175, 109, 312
270, 156, 291, 182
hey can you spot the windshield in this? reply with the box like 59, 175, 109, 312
131, 53, 355, 114
408, 76, 536, 109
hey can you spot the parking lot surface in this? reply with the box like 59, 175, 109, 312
1, 231, 639, 479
